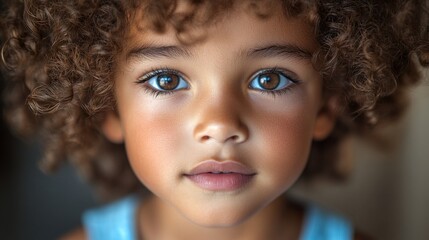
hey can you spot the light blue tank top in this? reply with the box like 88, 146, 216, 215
300, 205, 353, 240
83, 196, 139, 240
83, 196, 353, 240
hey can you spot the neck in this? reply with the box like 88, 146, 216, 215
138, 195, 303, 240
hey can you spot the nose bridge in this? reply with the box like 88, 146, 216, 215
192, 87, 249, 144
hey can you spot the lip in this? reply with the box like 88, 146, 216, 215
184, 160, 256, 191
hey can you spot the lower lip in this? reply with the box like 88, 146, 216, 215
185, 173, 254, 191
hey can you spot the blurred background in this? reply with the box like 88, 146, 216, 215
0, 71, 428, 239
291, 70, 429, 240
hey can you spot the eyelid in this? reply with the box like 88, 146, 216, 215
136, 68, 184, 84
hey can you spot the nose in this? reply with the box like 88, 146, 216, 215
193, 98, 249, 144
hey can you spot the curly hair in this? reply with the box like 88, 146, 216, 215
1, 0, 428, 199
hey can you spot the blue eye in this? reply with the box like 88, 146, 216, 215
249, 70, 296, 92
138, 69, 189, 94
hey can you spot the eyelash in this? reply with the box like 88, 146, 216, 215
135, 67, 300, 98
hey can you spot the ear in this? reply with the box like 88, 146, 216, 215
102, 111, 124, 143
313, 96, 339, 141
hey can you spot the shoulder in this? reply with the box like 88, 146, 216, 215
59, 227, 87, 240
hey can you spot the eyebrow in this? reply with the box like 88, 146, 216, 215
126, 45, 192, 61
126, 43, 313, 62
246, 44, 313, 60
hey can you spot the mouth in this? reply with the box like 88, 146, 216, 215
184, 160, 256, 191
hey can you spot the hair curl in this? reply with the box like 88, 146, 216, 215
1, 0, 428, 199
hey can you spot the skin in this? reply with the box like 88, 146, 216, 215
100, 2, 339, 240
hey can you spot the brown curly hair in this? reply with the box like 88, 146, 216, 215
1, 0, 428, 199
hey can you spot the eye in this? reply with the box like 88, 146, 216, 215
249, 69, 296, 92
148, 73, 188, 91
137, 69, 189, 94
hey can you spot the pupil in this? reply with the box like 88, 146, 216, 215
158, 74, 179, 90
258, 73, 279, 90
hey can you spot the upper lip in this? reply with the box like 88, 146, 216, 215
186, 160, 256, 175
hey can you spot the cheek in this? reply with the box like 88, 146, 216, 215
121, 104, 185, 193
250, 100, 316, 189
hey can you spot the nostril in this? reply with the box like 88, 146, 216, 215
229, 135, 239, 141
200, 135, 210, 142
199, 134, 240, 143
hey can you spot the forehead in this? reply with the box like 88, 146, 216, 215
122, 0, 317, 55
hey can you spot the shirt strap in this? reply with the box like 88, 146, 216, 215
83, 195, 139, 240
300, 205, 353, 240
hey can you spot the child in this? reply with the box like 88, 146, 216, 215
1, 0, 427, 239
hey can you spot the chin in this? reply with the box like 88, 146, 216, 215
183, 207, 257, 228
189, 217, 248, 228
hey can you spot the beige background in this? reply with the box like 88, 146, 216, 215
291, 70, 429, 240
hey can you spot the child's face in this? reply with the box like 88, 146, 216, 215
104, 2, 335, 227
